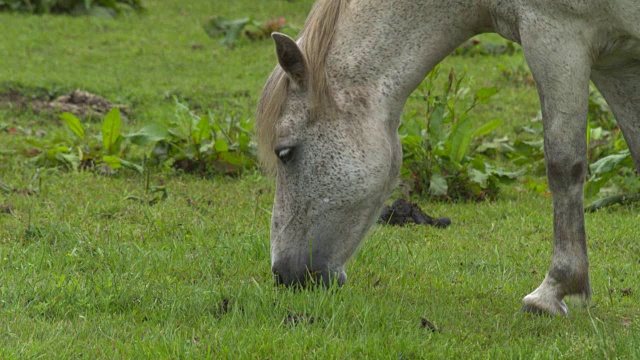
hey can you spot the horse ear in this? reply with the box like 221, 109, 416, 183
272, 32, 307, 85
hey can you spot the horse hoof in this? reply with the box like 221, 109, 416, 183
521, 295, 568, 316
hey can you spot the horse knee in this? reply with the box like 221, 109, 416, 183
546, 155, 587, 190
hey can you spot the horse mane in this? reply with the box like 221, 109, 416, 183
256, 0, 348, 173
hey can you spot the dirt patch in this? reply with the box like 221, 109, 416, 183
379, 199, 451, 228
610, 287, 633, 296
0, 204, 14, 214
0, 89, 128, 119
51, 90, 128, 118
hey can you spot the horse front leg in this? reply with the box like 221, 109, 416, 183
519, 27, 593, 316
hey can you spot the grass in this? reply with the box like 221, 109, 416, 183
0, 0, 638, 358
0, 170, 638, 358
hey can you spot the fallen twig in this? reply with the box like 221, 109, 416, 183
585, 193, 640, 213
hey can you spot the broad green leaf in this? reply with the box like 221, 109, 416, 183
203, 17, 226, 37
614, 138, 628, 151
102, 107, 122, 155
512, 139, 543, 157
445, 101, 456, 123
218, 151, 256, 171
54, 145, 71, 153
102, 155, 122, 169
589, 126, 605, 142
589, 150, 632, 176
236, 132, 251, 149
204, 17, 249, 38
446, 117, 474, 163
468, 156, 487, 171
475, 136, 513, 153
112, 136, 124, 155
586, 150, 632, 197
219, 151, 245, 167
103, 155, 144, 173
401, 134, 423, 152
56, 152, 79, 171
474, 87, 498, 103
429, 173, 448, 196
199, 141, 215, 154
119, 159, 144, 174
472, 119, 503, 137
60, 112, 85, 140
126, 123, 170, 146
223, 21, 248, 46
203, 17, 252, 46
214, 139, 229, 153
491, 167, 526, 179
183, 146, 197, 160
468, 167, 489, 187
193, 115, 211, 145
429, 103, 446, 145
490, 167, 526, 184
519, 125, 543, 136
585, 175, 613, 198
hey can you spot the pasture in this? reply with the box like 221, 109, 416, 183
0, 0, 638, 358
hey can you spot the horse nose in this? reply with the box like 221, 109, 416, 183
271, 262, 347, 287
271, 261, 307, 287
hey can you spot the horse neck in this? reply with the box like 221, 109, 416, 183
327, 0, 489, 112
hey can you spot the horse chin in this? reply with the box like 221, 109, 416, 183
273, 265, 347, 288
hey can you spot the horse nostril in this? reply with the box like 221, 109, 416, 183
337, 271, 347, 286
272, 263, 298, 286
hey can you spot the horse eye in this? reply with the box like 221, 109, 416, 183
275, 147, 295, 163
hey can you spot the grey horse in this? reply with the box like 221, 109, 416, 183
256, 0, 640, 316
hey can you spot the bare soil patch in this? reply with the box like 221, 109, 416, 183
0, 89, 128, 119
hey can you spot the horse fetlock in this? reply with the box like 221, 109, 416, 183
548, 261, 591, 298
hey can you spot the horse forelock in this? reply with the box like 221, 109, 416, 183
256, 0, 349, 173
256, 68, 288, 173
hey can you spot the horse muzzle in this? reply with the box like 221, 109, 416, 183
271, 261, 347, 288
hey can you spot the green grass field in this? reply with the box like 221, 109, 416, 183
0, 0, 638, 358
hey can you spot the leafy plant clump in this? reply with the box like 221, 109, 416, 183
129, 99, 257, 176
452, 38, 520, 57
475, 87, 637, 204
0, 0, 143, 16
582, 88, 638, 201
18, 98, 257, 176
203, 16, 288, 47
400, 66, 522, 201
24, 108, 142, 173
